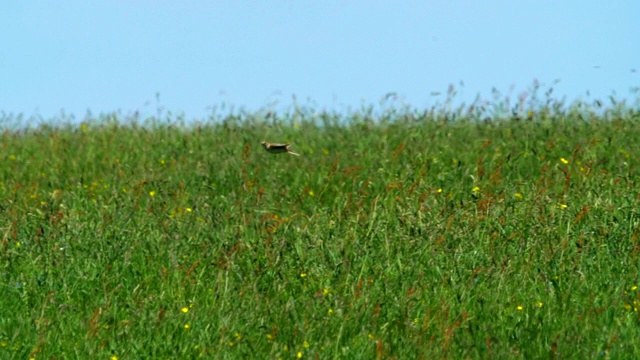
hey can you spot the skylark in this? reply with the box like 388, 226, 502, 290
261, 141, 300, 156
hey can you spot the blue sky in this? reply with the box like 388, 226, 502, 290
2, 1, 639, 120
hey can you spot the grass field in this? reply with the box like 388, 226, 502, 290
1, 100, 640, 359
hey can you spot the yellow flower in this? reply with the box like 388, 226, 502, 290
186, 208, 192, 213
328, 308, 334, 315
303, 341, 309, 348
516, 305, 524, 311
297, 351, 303, 358
472, 186, 480, 193
184, 323, 190, 330
437, 188, 443, 193
558, 204, 568, 209
308, 190, 315, 197
300, 273, 307, 278
631, 286, 638, 291
110, 356, 118, 360
149, 191, 157, 197
560, 157, 569, 165
323, 288, 330, 296
181, 307, 189, 313
514, 192, 523, 200
536, 302, 543, 308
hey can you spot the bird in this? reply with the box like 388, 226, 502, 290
261, 141, 300, 156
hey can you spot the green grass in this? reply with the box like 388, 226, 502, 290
1, 103, 640, 359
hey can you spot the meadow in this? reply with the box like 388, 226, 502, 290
1, 97, 640, 359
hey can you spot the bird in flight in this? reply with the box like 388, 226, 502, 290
261, 141, 300, 156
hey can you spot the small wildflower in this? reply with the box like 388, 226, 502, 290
472, 186, 480, 194
536, 302, 543, 308
303, 341, 309, 348
149, 191, 157, 197
437, 188, 443, 193
186, 207, 192, 213
235, 332, 242, 340
297, 351, 303, 358
300, 273, 307, 278
323, 288, 329, 296
181, 307, 189, 313
558, 204, 568, 209
368, 334, 374, 340
184, 324, 190, 330
308, 190, 315, 197
516, 305, 524, 311
266, 334, 274, 340
624, 303, 632, 310
514, 192, 523, 200
110, 356, 118, 360
328, 308, 334, 315
9, 154, 16, 161
631, 286, 638, 291
560, 157, 569, 165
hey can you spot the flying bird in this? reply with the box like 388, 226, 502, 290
261, 141, 300, 156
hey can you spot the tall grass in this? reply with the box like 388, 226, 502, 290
1, 96, 640, 358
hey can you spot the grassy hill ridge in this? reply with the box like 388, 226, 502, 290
1, 108, 640, 358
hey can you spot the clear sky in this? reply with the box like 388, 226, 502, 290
2, 1, 639, 121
